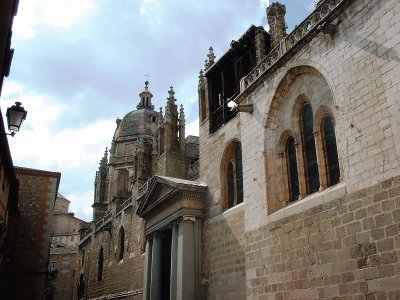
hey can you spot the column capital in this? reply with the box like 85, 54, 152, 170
182, 216, 196, 224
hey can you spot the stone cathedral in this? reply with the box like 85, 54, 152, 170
77, 0, 400, 299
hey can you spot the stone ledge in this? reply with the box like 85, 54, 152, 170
206, 202, 245, 224
267, 183, 347, 223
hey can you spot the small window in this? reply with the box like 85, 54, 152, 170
50, 262, 57, 273
285, 137, 299, 202
82, 250, 85, 266
98, 247, 104, 281
118, 227, 125, 261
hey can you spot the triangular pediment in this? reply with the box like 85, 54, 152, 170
137, 176, 207, 220
136, 176, 179, 217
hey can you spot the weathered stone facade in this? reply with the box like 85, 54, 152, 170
78, 82, 200, 299
80, 0, 400, 299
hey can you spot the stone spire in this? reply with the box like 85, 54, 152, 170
158, 107, 165, 155
165, 86, 178, 124
204, 47, 216, 71
207, 47, 216, 64
198, 69, 205, 88
137, 81, 155, 110
100, 148, 108, 169
179, 104, 186, 153
158, 107, 164, 128
93, 147, 108, 220
267, 2, 287, 49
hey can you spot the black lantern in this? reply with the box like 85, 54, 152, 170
6, 102, 27, 136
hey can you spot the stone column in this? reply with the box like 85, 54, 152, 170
143, 237, 153, 300
150, 232, 162, 300
177, 216, 198, 300
170, 223, 178, 299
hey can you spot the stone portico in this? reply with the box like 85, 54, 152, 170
137, 176, 206, 300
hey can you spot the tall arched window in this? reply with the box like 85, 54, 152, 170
97, 247, 104, 281
118, 227, 125, 261
301, 103, 320, 194
285, 137, 299, 202
322, 115, 340, 186
223, 142, 243, 210
77, 274, 85, 299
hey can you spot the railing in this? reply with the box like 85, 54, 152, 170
80, 227, 92, 241
138, 179, 149, 196
116, 197, 133, 215
109, 155, 135, 165
95, 211, 112, 230
239, 0, 349, 94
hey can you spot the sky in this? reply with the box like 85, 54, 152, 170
1, 0, 314, 221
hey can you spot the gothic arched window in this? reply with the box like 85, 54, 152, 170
285, 136, 300, 202
223, 142, 243, 210
97, 247, 104, 281
300, 103, 320, 194
322, 115, 340, 186
118, 227, 125, 261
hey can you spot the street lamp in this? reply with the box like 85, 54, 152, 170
6, 102, 27, 137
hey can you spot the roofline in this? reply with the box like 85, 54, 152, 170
204, 25, 261, 77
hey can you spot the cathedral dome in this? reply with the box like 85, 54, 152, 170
116, 109, 158, 139
114, 81, 159, 140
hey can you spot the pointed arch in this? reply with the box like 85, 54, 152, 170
278, 130, 300, 203
221, 139, 244, 210
314, 105, 341, 189
264, 65, 341, 214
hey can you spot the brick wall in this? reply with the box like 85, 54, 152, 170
246, 176, 400, 299
13, 167, 60, 300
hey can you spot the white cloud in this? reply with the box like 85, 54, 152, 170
186, 118, 199, 137
2, 81, 115, 170
66, 191, 94, 221
140, 0, 160, 16
13, 0, 96, 40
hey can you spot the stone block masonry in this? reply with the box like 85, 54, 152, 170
202, 205, 246, 300
245, 176, 400, 299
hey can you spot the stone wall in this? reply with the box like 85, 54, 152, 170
79, 206, 144, 300
199, 0, 400, 299
199, 115, 241, 218
50, 251, 79, 300
201, 205, 246, 300
246, 176, 400, 299
240, 0, 400, 232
